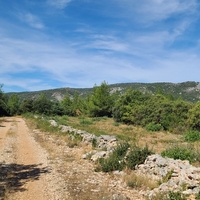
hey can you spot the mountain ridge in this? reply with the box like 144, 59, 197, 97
7, 81, 200, 103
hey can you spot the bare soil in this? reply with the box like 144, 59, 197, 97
0, 117, 145, 200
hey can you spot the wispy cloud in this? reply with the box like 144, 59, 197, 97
18, 13, 45, 29
47, 0, 72, 9
84, 35, 128, 53
1, 30, 200, 92
114, 0, 198, 22
1, 0, 200, 92
138, 0, 198, 22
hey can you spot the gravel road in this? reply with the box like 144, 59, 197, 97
0, 117, 144, 200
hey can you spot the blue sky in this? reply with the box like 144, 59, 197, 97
1, 0, 200, 92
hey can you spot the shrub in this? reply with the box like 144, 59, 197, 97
92, 138, 97, 148
97, 142, 130, 172
113, 142, 130, 158
165, 191, 186, 200
113, 122, 120, 126
126, 145, 152, 170
67, 131, 83, 148
161, 145, 195, 163
196, 191, 200, 200
145, 123, 163, 132
79, 118, 93, 125
98, 155, 125, 172
184, 130, 200, 142
159, 170, 174, 184
149, 191, 187, 200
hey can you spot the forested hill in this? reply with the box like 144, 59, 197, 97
7, 81, 200, 103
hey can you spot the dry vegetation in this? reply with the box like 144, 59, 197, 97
64, 116, 184, 155
21, 115, 200, 199
123, 170, 158, 190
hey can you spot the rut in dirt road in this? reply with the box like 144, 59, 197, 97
0, 117, 63, 200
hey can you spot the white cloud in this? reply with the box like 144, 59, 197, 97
1, 0, 200, 92
84, 35, 128, 53
1, 32, 200, 91
140, 0, 197, 21
19, 13, 45, 29
114, 0, 198, 22
47, 0, 72, 9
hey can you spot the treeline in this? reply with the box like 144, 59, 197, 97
1, 82, 200, 133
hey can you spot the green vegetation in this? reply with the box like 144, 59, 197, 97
159, 170, 174, 184
96, 143, 152, 172
2, 81, 200, 135
97, 142, 130, 172
150, 191, 187, 200
196, 191, 200, 200
126, 145, 152, 170
7, 81, 200, 103
2, 81, 200, 198
145, 123, 163, 132
184, 130, 200, 142
87, 81, 114, 117
161, 144, 196, 163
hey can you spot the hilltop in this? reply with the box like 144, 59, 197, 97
7, 81, 200, 102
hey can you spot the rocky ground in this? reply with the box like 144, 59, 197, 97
0, 117, 144, 200
0, 117, 199, 200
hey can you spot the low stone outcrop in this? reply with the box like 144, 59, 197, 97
136, 154, 200, 198
49, 120, 118, 156
49, 120, 58, 127
48, 119, 200, 199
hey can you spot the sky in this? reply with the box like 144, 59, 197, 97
1, 0, 200, 92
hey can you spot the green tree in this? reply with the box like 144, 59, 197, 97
60, 95, 73, 115
188, 102, 200, 130
33, 94, 53, 115
0, 85, 8, 116
88, 81, 113, 117
113, 89, 148, 124
7, 94, 20, 115
60, 92, 85, 116
51, 101, 64, 116
19, 99, 34, 113
113, 89, 190, 131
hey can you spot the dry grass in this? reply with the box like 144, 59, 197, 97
24, 115, 199, 161
66, 116, 183, 154
23, 115, 200, 198
24, 117, 114, 200
123, 170, 158, 190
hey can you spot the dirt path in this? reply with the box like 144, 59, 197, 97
0, 117, 66, 200
0, 117, 144, 200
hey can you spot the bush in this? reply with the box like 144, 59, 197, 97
184, 130, 200, 142
150, 191, 187, 200
161, 145, 196, 163
92, 138, 97, 148
67, 131, 83, 148
113, 142, 130, 158
79, 117, 93, 125
196, 191, 200, 200
145, 123, 163, 132
126, 145, 152, 170
165, 191, 186, 200
97, 142, 130, 172
98, 155, 125, 172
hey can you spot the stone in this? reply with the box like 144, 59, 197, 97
49, 120, 58, 127
136, 154, 200, 197
91, 151, 108, 162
